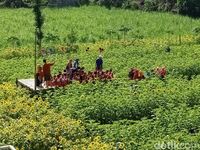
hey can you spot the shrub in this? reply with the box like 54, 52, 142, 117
143, 0, 157, 11
6, 36, 21, 48
0, 83, 114, 149
79, 0, 90, 5
122, 0, 140, 10
178, 0, 200, 17
44, 33, 60, 43
66, 30, 78, 45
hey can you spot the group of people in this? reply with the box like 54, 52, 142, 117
128, 67, 167, 80
49, 68, 114, 87
36, 59, 55, 87
36, 55, 167, 88
35, 55, 113, 88
128, 68, 145, 80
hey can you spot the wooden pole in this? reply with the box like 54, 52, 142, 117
34, 28, 37, 91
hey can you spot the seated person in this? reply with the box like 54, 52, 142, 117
66, 59, 73, 72
155, 67, 167, 78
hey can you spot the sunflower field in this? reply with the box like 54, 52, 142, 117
0, 5, 200, 150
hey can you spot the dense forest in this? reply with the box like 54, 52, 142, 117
0, 0, 199, 17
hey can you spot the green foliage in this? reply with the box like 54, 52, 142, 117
143, 0, 157, 11
122, 0, 139, 10
178, 0, 200, 17
0, 83, 115, 150
0, 6, 199, 49
79, 0, 90, 5
96, 0, 126, 9
66, 30, 78, 45
6, 36, 21, 48
94, 0, 200, 17
62, 30, 79, 53
33, 0, 44, 50
192, 27, 200, 35
119, 25, 131, 40
106, 29, 117, 41
44, 33, 60, 43
0, 6, 200, 149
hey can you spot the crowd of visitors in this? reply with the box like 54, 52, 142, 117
128, 67, 167, 80
35, 47, 167, 88
36, 54, 114, 88
48, 68, 114, 87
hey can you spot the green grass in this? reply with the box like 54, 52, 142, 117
1, 6, 200, 149
0, 6, 199, 48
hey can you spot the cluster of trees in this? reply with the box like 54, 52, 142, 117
0, 0, 30, 7
0, 0, 90, 8
94, 0, 200, 17
0, 0, 199, 17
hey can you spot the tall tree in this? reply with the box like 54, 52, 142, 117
33, 0, 44, 52
33, 0, 44, 90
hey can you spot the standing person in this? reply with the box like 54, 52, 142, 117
42, 59, 55, 87
73, 59, 80, 70
35, 65, 44, 87
96, 55, 103, 70
71, 59, 80, 78
66, 59, 73, 72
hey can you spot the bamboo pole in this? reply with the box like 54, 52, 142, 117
34, 29, 37, 91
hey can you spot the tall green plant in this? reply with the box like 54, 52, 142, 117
33, 0, 44, 52
106, 29, 116, 42
7, 36, 21, 49
119, 25, 131, 41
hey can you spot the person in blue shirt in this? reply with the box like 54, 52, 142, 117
96, 55, 103, 70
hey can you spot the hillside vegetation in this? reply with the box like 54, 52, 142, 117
0, 0, 199, 17
0, 6, 200, 149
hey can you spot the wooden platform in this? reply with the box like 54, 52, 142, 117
16, 79, 48, 91
0, 145, 16, 150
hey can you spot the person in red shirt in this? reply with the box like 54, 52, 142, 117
108, 69, 114, 80
51, 75, 57, 87
43, 59, 55, 87
154, 67, 167, 79
133, 69, 139, 80
160, 67, 167, 78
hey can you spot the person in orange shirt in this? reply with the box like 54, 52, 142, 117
43, 59, 55, 87
36, 65, 44, 87
138, 70, 145, 80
